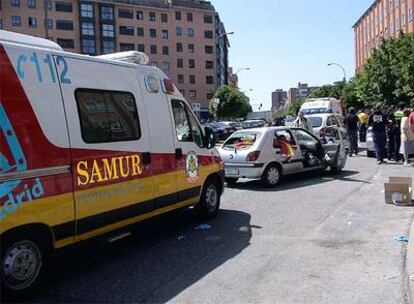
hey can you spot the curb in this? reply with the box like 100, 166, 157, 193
406, 215, 414, 303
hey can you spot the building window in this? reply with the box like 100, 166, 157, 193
188, 28, 194, 37
28, 16, 37, 28
102, 24, 114, 37
188, 59, 195, 68
206, 76, 214, 84
118, 8, 133, 19
204, 30, 213, 39
177, 58, 183, 68
409, 9, 413, 21
205, 45, 213, 54
80, 3, 93, 18
28, 0, 36, 8
161, 13, 168, 23
189, 75, 195, 84
178, 74, 184, 84
175, 11, 181, 20
55, 1, 72, 12
162, 29, 168, 39
149, 28, 157, 38
75, 89, 141, 144
395, 17, 400, 30
56, 19, 73, 30
56, 38, 74, 49
119, 26, 134, 36
162, 46, 169, 55
45, 18, 53, 29
402, 13, 406, 26
137, 27, 144, 37
102, 40, 115, 54
81, 22, 94, 36
120, 43, 135, 51
176, 27, 182, 36
136, 10, 143, 20
149, 12, 156, 22
206, 61, 213, 69
82, 38, 96, 55
176, 43, 183, 52
187, 12, 193, 22
189, 90, 196, 99
137, 44, 145, 52
188, 44, 194, 53
11, 0, 20, 7
204, 14, 213, 24
44, 0, 52, 10
101, 6, 114, 20
179, 90, 185, 97
161, 61, 170, 71
151, 61, 158, 67
150, 45, 157, 54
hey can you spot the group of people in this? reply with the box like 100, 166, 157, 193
345, 102, 414, 166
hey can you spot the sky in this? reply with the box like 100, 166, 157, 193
212, 0, 374, 110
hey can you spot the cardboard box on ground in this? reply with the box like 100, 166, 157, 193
384, 177, 413, 205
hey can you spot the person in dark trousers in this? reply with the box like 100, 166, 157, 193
386, 106, 396, 161
345, 107, 359, 156
368, 103, 388, 165
358, 108, 369, 142
391, 102, 405, 162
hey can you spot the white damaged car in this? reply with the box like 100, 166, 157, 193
218, 127, 347, 187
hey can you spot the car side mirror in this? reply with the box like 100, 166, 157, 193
203, 126, 216, 149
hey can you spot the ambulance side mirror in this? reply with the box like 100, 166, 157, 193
203, 126, 216, 149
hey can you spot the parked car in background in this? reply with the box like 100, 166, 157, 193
242, 119, 268, 129
221, 121, 243, 130
218, 126, 347, 187
203, 122, 236, 141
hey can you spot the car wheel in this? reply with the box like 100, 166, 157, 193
196, 178, 220, 219
1, 235, 51, 300
225, 177, 238, 186
367, 150, 375, 158
262, 164, 281, 187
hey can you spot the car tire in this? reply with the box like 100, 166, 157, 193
225, 177, 238, 186
262, 164, 281, 187
196, 178, 220, 219
367, 150, 375, 158
1, 233, 52, 301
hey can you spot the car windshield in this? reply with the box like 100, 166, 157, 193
307, 117, 323, 128
222, 131, 262, 150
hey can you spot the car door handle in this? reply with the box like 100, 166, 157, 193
175, 148, 183, 159
142, 152, 151, 165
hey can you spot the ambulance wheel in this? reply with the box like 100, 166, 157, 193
196, 178, 220, 219
262, 164, 281, 187
225, 177, 238, 186
1, 232, 51, 300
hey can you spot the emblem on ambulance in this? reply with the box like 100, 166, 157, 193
185, 151, 200, 182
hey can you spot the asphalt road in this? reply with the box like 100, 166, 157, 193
25, 155, 414, 304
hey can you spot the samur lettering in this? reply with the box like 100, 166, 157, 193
76, 155, 143, 187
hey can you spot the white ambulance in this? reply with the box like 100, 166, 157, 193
0, 30, 224, 297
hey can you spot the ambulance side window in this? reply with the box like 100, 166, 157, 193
75, 89, 141, 143
171, 100, 203, 147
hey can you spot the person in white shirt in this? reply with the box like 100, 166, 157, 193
400, 109, 414, 166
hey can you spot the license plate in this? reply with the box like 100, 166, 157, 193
225, 168, 239, 175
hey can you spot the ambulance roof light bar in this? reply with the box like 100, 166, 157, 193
96, 51, 150, 65
0, 30, 63, 51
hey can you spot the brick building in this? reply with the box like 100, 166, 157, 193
353, 0, 414, 72
271, 89, 287, 111
0, 0, 230, 113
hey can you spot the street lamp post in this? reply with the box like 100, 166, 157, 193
217, 31, 235, 40
327, 63, 346, 83
235, 67, 250, 75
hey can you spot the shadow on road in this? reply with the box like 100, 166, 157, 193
228, 169, 366, 192
24, 209, 252, 303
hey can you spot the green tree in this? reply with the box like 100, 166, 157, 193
356, 32, 414, 107
209, 85, 252, 120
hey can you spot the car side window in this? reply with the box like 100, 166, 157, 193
291, 129, 318, 146
274, 130, 296, 147
171, 99, 203, 147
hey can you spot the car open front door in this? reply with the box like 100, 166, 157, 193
323, 127, 347, 168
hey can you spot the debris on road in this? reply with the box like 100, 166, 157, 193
394, 235, 409, 243
195, 224, 212, 231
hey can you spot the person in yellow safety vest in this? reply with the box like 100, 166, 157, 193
387, 102, 405, 162
357, 108, 369, 142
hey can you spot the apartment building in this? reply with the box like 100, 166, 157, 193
353, 0, 414, 72
271, 89, 287, 111
0, 0, 230, 113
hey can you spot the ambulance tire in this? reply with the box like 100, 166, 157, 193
196, 177, 221, 219
1, 231, 52, 301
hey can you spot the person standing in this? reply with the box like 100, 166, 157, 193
391, 102, 405, 162
358, 108, 369, 142
400, 109, 414, 166
345, 107, 359, 156
368, 103, 388, 165
386, 106, 396, 161
293, 111, 313, 133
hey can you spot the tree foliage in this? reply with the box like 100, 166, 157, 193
209, 85, 252, 120
355, 32, 414, 107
